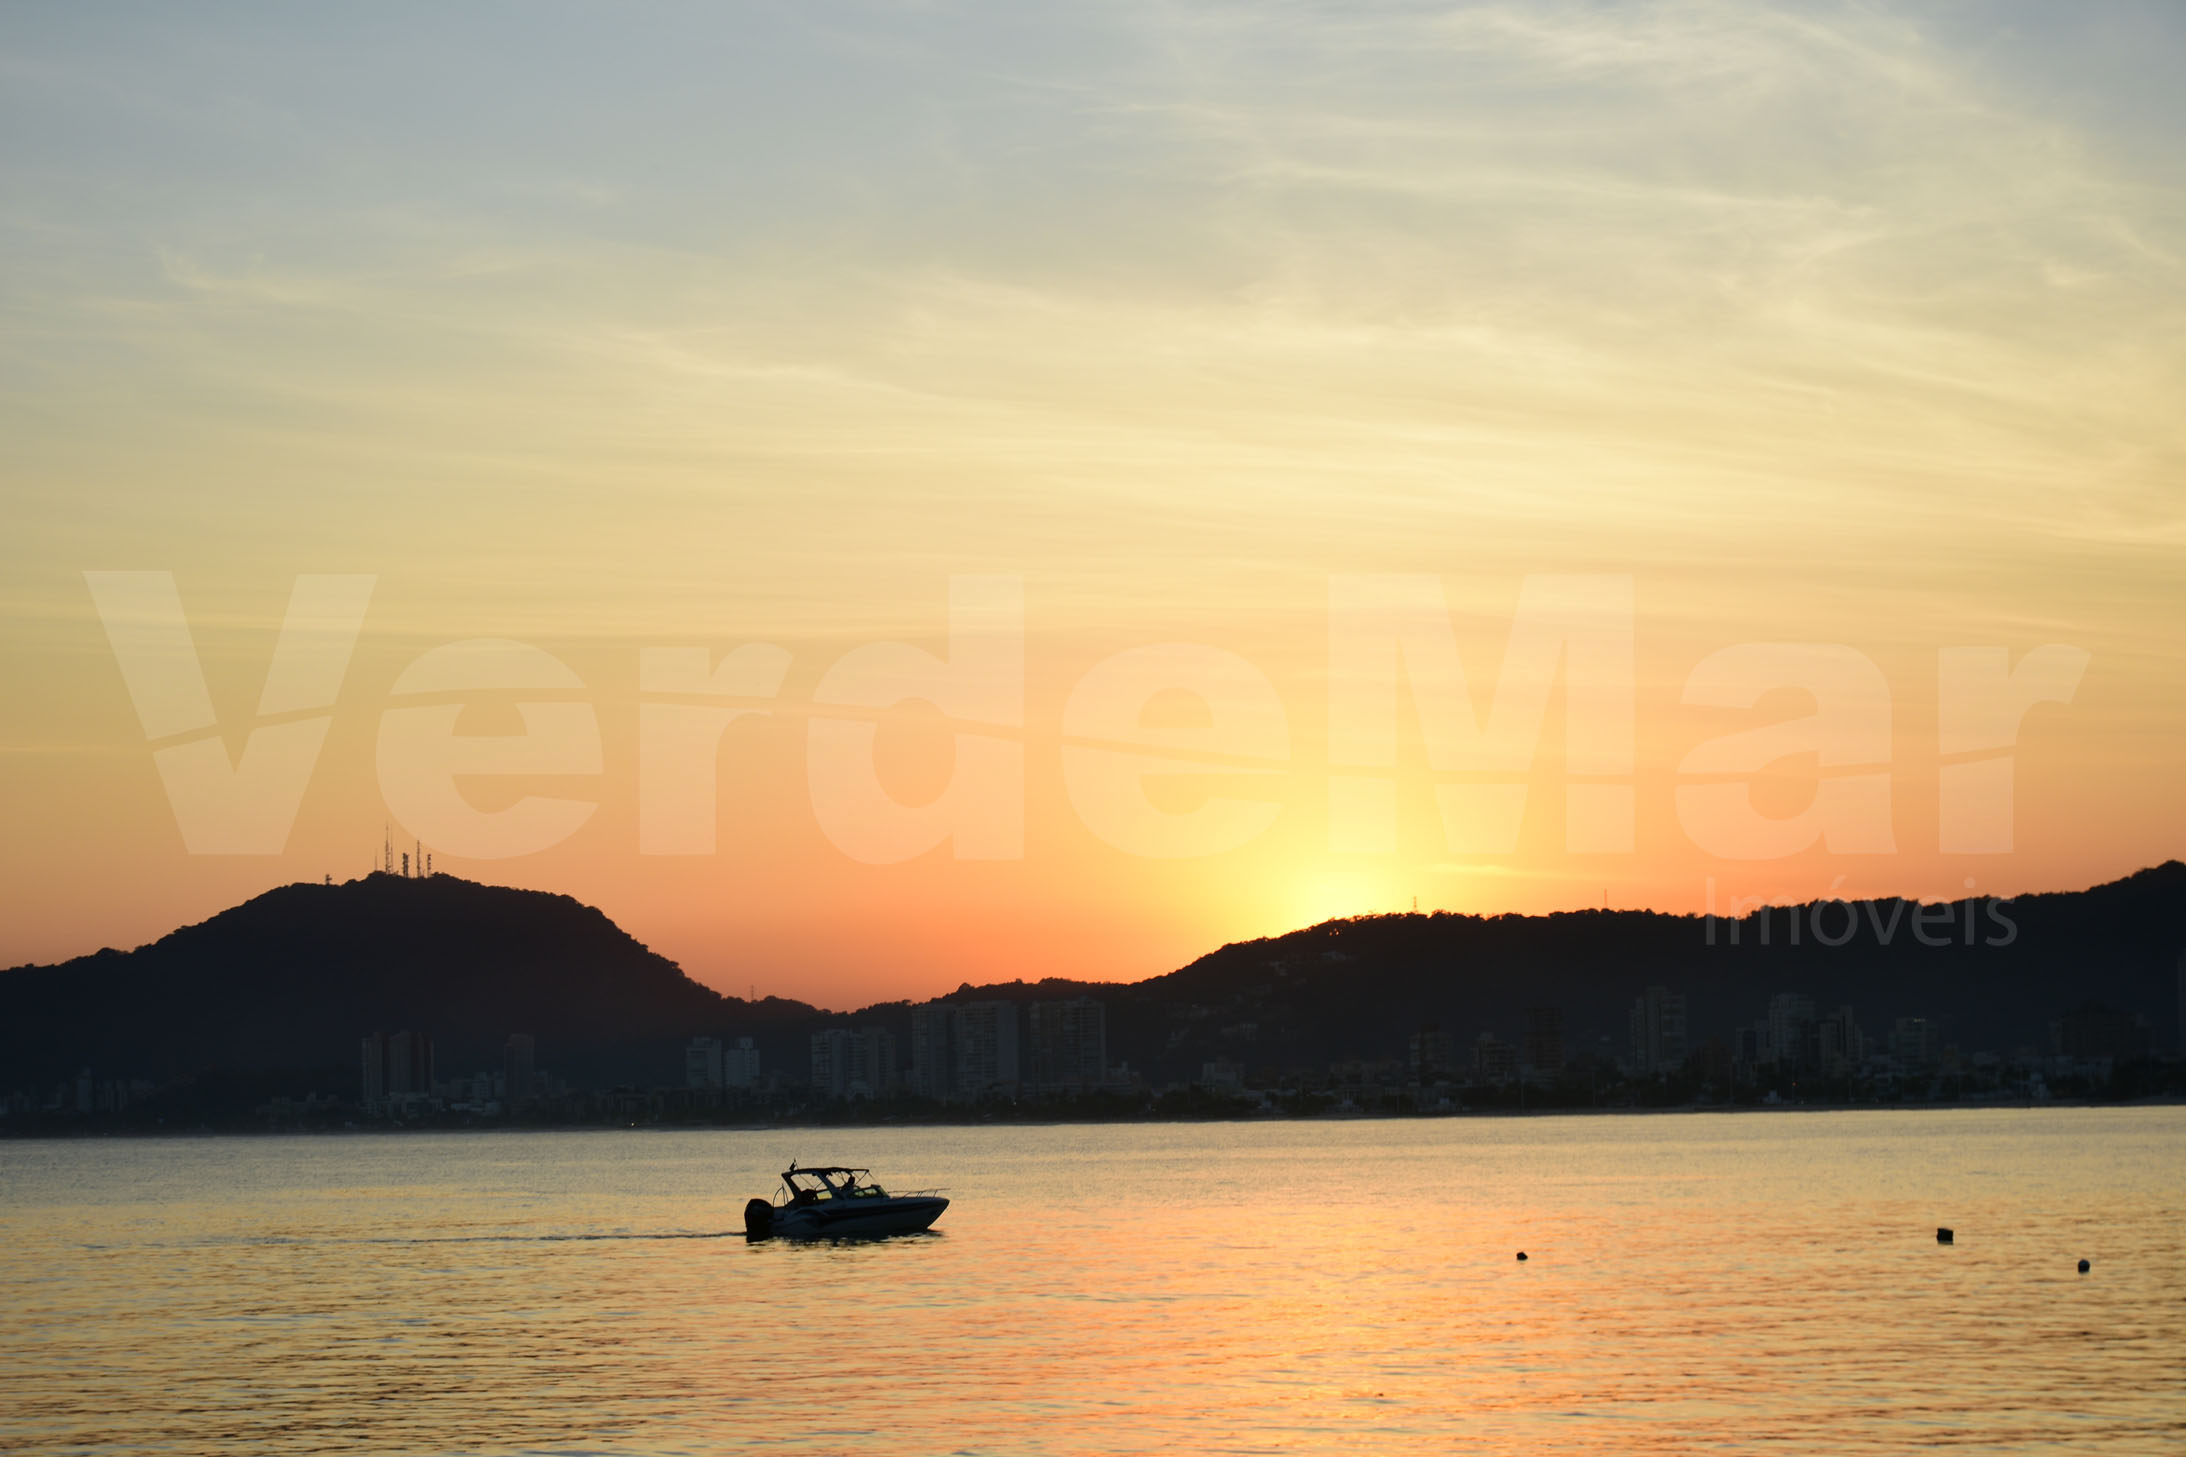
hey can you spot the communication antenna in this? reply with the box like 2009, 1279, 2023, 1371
414, 839, 421, 878
383, 824, 392, 875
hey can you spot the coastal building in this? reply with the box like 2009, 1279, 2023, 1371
504, 1034, 536, 1109
1407, 1024, 1453, 1083
1199, 1057, 1245, 1091
1627, 986, 1688, 1075
1522, 1007, 1564, 1080
1028, 997, 1106, 1092
1735, 1021, 1769, 1072
360, 1033, 384, 1104
810, 1027, 897, 1100
810, 1028, 855, 1099
907, 1006, 953, 1100
387, 1029, 434, 1097
2053, 1004, 2151, 1062
1815, 1005, 1864, 1077
1767, 993, 1817, 1073
686, 1037, 724, 1091
855, 1026, 898, 1096
1689, 1036, 1735, 1088
360, 1029, 435, 1106
1890, 1016, 1941, 1071
723, 1037, 761, 1089
1471, 1033, 1518, 1086
952, 1000, 1020, 1099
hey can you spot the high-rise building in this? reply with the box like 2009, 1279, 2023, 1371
686, 1036, 725, 1091
723, 1037, 761, 1089
810, 1027, 897, 1100
908, 1007, 953, 1100
387, 1031, 414, 1096
1767, 994, 1817, 1073
1627, 986, 1688, 1075
855, 1026, 897, 1097
361, 1029, 434, 1103
1199, 1058, 1244, 1090
386, 1029, 434, 1096
1407, 1024, 1453, 1083
953, 1001, 1020, 1099
1815, 1005, 1864, 1076
1522, 1007, 1564, 1079
1471, 1033, 1518, 1086
2175, 950, 2184, 1059
1029, 997, 1106, 1091
504, 1034, 536, 1108
810, 1028, 855, 1099
360, 1033, 386, 1104
1891, 1016, 1940, 1071
2053, 1004, 2151, 1061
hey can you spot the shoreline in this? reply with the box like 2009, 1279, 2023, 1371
7, 1094, 2182, 1141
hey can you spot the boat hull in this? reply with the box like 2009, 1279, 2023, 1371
766, 1194, 949, 1240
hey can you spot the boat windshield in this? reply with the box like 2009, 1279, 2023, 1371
781, 1167, 889, 1203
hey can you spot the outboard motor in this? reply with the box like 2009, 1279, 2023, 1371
744, 1197, 775, 1240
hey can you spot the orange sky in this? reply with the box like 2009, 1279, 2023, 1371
3, 5, 2182, 1008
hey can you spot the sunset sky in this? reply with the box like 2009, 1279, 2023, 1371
4, 2, 2182, 1009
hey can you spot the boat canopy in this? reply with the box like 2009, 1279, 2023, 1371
780, 1165, 886, 1201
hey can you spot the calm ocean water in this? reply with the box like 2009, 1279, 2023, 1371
2, 1108, 2181, 1455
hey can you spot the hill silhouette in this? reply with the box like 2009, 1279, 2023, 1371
0, 873, 817, 1090
3, 863, 2181, 1099
1085, 861, 2186, 1081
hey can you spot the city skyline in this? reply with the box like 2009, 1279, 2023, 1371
7, 858, 2177, 1130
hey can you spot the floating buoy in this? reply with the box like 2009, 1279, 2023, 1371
1515, 1251, 1528, 1261
2077, 1259, 2091, 1273
1936, 1227, 1954, 1244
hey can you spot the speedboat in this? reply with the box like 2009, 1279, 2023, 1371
743, 1163, 949, 1240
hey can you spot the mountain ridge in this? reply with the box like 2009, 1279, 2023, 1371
0, 872, 819, 1089
5, 861, 2181, 1094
